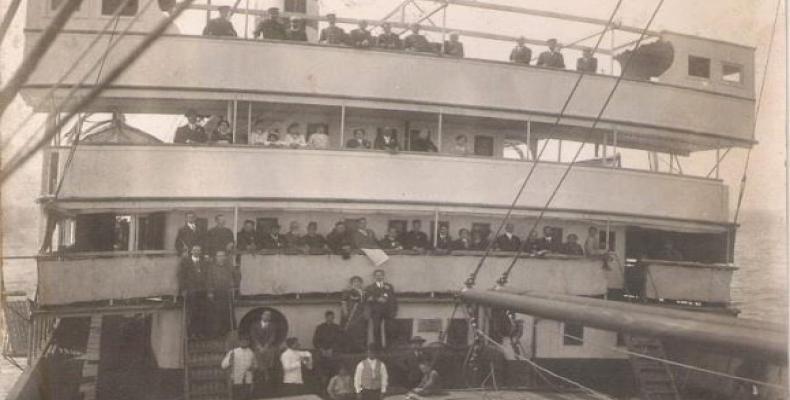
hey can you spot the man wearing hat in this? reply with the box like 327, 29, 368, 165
320, 13, 347, 45
375, 22, 401, 50
537, 38, 565, 68
402, 336, 427, 387
349, 20, 373, 48
202, 5, 238, 37
254, 7, 287, 40
173, 109, 207, 144
354, 346, 389, 400
509, 36, 532, 65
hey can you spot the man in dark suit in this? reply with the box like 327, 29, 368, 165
495, 223, 522, 251
260, 224, 285, 250
237, 220, 258, 251
202, 5, 237, 37
373, 127, 399, 152
327, 221, 353, 258
404, 23, 430, 52
346, 128, 371, 149
282, 221, 302, 249
366, 269, 397, 348
378, 227, 403, 250
300, 221, 328, 252
576, 48, 598, 73
319, 13, 346, 45
205, 214, 235, 256
351, 218, 379, 250
376, 22, 401, 50
401, 220, 430, 251
178, 245, 210, 338
435, 226, 452, 251
173, 109, 207, 144
537, 38, 565, 69
452, 228, 471, 250
509, 36, 532, 65
175, 211, 204, 256
253, 7, 286, 40
349, 20, 373, 48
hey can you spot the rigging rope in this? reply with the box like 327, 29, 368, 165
0, 0, 190, 185
465, 0, 625, 289
561, 333, 787, 391
474, 328, 616, 400
1, 0, 155, 151
732, 0, 783, 225
498, 0, 665, 286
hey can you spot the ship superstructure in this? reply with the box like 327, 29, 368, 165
5, 1, 782, 399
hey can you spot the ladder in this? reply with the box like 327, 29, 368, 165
78, 315, 103, 400
625, 335, 682, 400
186, 336, 231, 400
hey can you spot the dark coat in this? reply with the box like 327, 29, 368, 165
495, 234, 522, 252
365, 281, 397, 319
205, 226, 234, 255
373, 133, 399, 151
173, 125, 207, 144
327, 230, 353, 255
510, 45, 532, 64
260, 233, 285, 250
313, 322, 344, 351
376, 32, 401, 49
346, 138, 371, 149
410, 138, 438, 152
576, 56, 598, 73
435, 234, 452, 250
320, 25, 346, 45
300, 233, 328, 251
404, 33, 430, 52
178, 256, 210, 293
349, 28, 373, 48
286, 28, 308, 41
451, 238, 471, 251
236, 230, 258, 251
537, 51, 565, 68
443, 41, 464, 58
175, 224, 204, 255
254, 19, 286, 40
401, 230, 430, 250
378, 235, 402, 250
351, 229, 379, 249
203, 17, 237, 37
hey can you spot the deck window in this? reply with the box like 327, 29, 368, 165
75, 214, 131, 252
446, 319, 469, 346
387, 220, 408, 235
474, 135, 495, 156
137, 213, 166, 250
102, 0, 138, 16
284, 0, 307, 13
562, 322, 584, 346
688, 55, 711, 78
722, 63, 743, 83
503, 138, 529, 160
417, 318, 442, 333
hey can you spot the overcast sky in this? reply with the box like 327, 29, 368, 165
0, 0, 786, 255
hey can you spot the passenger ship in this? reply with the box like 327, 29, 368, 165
4, 1, 787, 399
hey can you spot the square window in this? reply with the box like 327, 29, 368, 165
417, 318, 442, 333
474, 135, 494, 156
562, 322, 584, 346
722, 63, 743, 83
688, 55, 711, 78
284, 0, 307, 13
102, 0, 138, 16
503, 138, 529, 160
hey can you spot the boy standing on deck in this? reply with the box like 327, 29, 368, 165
221, 336, 257, 400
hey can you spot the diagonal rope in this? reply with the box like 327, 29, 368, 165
465, 0, 625, 289
1, 0, 154, 151
475, 328, 616, 400
732, 0, 783, 225
0, 0, 198, 185
0, 0, 82, 118
0, 0, 23, 46
498, 0, 665, 286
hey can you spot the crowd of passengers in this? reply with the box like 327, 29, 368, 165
203, 6, 598, 72
175, 211, 612, 259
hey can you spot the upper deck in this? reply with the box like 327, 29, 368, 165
20, 1, 757, 152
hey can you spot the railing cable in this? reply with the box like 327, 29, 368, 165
464, 0, 625, 289
497, 0, 665, 287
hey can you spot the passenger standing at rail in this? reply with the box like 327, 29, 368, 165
206, 250, 234, 338
320, 13, 347, 45
206, 214, 235, 256
173, 109, 207, 144
576, 48, 598, 73
509, 36, 532, 65
537, 38, 565, 69
376, 22, 401, 50
260, 224, 285, 250
346, 128, 372, 149
349, 20, 374, 48
282, 122, 307, 148
584, 227, 605, 257
401, 220, 431, 251
452, 228, 471, 250
366, 269, 397, 349
237, 220, 258, 252
379, 227, 403, 250
443, 32, 464, 58
203, 5, 238, 37
175, 211, 204, 256
410, 129, 438, 152
374, 127, 399, 152
253, 7, 287, 40
282, 221, 303, 249
327, 221, 353, 258
495, 223, 522, 251
351, 218, 379, 250
435, 226, 452, 251
341, 276, 368, 352
286, 17, 308, 42
561, 234, 584, 256
301, 222, 328, 252
179, 244, 210, 338
404, 23, 430, 52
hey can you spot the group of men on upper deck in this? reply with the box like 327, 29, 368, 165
202, 6, 599, 72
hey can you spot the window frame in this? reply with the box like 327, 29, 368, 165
687, 55, 712, 79
562, 321, 584, 346
100, 0, 139, 17
721, 62, 744, 85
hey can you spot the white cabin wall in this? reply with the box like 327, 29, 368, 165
534, 319, 627, 359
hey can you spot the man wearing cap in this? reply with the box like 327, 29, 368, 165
509, 36, 532, 65
320, 13, 347, 45
349, 20, 373, 48
376, 22, 401, 50
254, 7, 287, 40
202, 5, 238, 37
173, 109, 207, 144
404, 23, 430, 52
537, 38, 565, 68
576, 47, 598, 73
354, 346, 389, 400
175, 211, 205, 256
443, 32, 464, 58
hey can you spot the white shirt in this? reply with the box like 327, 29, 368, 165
282, 133, 307, 147
354, 358, 388, 393
221, 347, 256, 384
281, 348, 312, 384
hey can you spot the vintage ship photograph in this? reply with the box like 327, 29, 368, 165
0, 0, 787, 399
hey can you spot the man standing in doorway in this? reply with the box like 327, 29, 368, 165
175, 211, 204, 256
365, 270, 397, 349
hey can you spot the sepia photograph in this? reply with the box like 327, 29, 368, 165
0, 0, 787, 399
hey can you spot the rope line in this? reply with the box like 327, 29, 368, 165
475, 328, 616, 400
1, 0, 155, 151
498, 0, 665, 286
732, 0, 783, 225
465, 0, 625, 289
561, 333, 787, 391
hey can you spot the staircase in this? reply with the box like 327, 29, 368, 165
625, 335, 682, 400
186, 337, 230, 400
